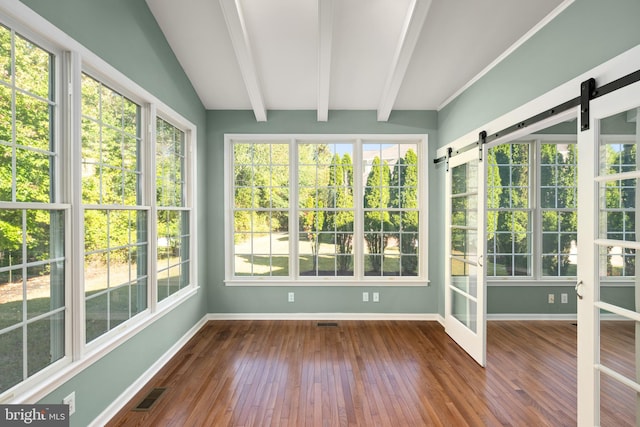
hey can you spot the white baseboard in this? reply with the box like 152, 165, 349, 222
89, 315, 209, 427
487, 313, 578, 321
206, 312, 439, 321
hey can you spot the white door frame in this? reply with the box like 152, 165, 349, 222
444, 147, 486, 366
577, 78, 640, 427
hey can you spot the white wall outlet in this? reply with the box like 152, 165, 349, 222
373, 292, 380, 302
288, 292, 294, 303
362, 292, 369, 302
548, 293, 555, 304
561, 293, 568, 304
63, 391, 75, 416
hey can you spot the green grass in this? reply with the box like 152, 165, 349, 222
0, 296, 63, 393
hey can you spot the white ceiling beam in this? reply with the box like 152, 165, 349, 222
219, 0, 267, 121
317, 0, 334, 122
377, 0, 432, 122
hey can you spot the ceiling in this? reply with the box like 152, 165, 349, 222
146, 0, 568, 121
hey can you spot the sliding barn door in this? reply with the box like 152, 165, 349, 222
445, 147, 486, 366
577, 79, 640, 426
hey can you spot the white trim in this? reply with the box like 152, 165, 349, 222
206, 312, 439, 321
224, 279, 430, 287
88, 313, 209, 427
487, 313, 577, 321
437, 0, 575, 110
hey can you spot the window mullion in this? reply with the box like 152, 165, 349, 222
68, 50, 85, 359
353, 139, 364, 279
21, 209, 27, 382
533, 140, 541, 279
147, 103, 158, 312
10, 29, 17, 202
290, 138, 299, 279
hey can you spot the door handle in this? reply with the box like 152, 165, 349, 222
575, 280, 584, 300
477, 255, 483, 267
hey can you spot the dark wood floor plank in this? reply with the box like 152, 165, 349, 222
107, 320, 635, 427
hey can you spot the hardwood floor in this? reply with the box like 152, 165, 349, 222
107, 320, 634, 426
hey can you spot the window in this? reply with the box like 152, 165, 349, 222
487, 138, 578, 279
226, 135, 427, 284
81, 73, 148, 343
487, 142, 532, 276
599, 136, 637, 277
540, 143, 577, 277
0, 14, 197, 400
156, 117, 191, 301
0, 25, 66, 393
299, 143, 355, 276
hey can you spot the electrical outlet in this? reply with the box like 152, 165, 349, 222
373, 292, 379, 302
561, 293, 568, 304
362, 292, 369, 302
548, 293, 555, 304
63, 391, 75, 416
288, 292, 294, 303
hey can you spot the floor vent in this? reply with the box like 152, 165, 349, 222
133, 387, 166, 411
317, 322, 338, 327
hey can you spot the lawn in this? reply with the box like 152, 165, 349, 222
233, 232, 416, 276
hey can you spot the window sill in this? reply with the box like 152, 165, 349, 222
487, 278, 634, 286
225, 279, 430, 287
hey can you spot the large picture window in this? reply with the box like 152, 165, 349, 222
226, 135, 427, 284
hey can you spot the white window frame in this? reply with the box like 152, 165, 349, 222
224, 134, 429, 287
152, 110, 197, 307
78, 66, 152, 348
0, 0, 199, 404
487, 134, 634, 286
0, 19, 73, 402
488, 135, 578, 283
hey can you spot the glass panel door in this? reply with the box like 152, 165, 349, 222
445, 148, 486, 366
577, 79, 640, 426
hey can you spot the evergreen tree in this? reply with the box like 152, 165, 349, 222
394, 149, 419, 275
364, 156, 391, 273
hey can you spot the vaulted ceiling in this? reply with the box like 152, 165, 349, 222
146, 0, 569, 121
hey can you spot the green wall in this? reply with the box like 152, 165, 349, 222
18, 0, 208, 426
438, 0, 640, 145
207, 110, 442, 315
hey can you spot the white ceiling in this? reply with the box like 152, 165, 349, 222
146, 0, 568, 121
